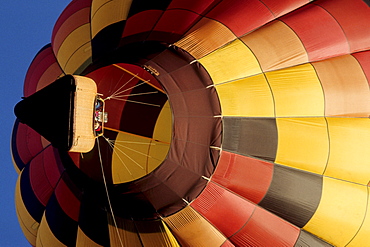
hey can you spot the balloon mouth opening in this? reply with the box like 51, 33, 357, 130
66, 61, 173, 186
96, 65, 173, 185
69, 43, 223, 220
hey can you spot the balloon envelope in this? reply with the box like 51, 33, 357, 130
11, 0, 370, 246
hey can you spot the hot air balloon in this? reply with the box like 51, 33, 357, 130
11, 0, 370, 246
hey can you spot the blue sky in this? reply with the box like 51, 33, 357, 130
0, 2, 71, 246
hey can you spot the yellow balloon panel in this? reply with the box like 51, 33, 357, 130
108, 216, 179, 247
241, 20, 308, 72
15, 177, 38, 246
164, 206, 226, 247
64, 43, 92, 75
152, 101, 172, 144
303, 177, 367, 247
56, 24, 92, 74
265, 63, 325, 117
148, 100, 171, 174
215, 74, 274, 117
111, 123, 171, 184
174, 18, 236, 60
325, 118, 370, 185
108, 215, 142, 247
76, 227, 103, 247
199, 39, 262, 85
112, 132, 152, 184
91, 0, 133, 38
313, 55, 370, 117
147, 142, 170, 174
135, 220, 180, 247
275, 117, 329, 174
346, 188, 370, 246
111, 132, 152, 184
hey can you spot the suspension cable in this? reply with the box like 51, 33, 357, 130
96, 138, 124, 247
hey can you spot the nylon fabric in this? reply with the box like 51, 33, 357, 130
29, 148, 61, 206
260, 0, 309, 17
91, 0, 133, 38
11, 122, 24, 173
205, 0, 274, 37
111, 131, 164, 184
167, 0, 219, 14
17, 147, 64, 230
36, 214, 66, 247
229, 206, 300, 246
78, 190, 110, 246
345, 187, 370, 246
23, 45, 63, 97
127, 0, 172, 18
13, 122, 45, 171
316, 0, 370, 53
54, 177, 80, 222
18, 167, 45, 234
85, 64, 160, 132
313, 55, 370, 117
148, 9, 200, 42
174, 18, 236, 59
135, 220, 180, 247
152, 101, 172, 144
215, 74, 274, 117
37, 194, 78, 247
15, 176, 38, 246
325, 118, 370, 185
76, 227, 104, 247
52, 8, 91, 52
241, 20, 308, 72
303, 177, 368, 246
164, 206, 227, 247
199, 39, 261, 84
280, 4, 348, 61
265, 63, 324, 117
353, 51, 370, 82
52, 2, 92, 74
12, 0, 370, 246
108, 215, 180, 247
191, 182, 255, 238
275, 117, 329, 174
259, 164, 323, 228
107, 216, 142, 246
56, 25, 92, 73
221, 240, 236, 247
52, 0, 92, 38
294, 230, 334, 247
212, 151, 273, 204
222, 117, 278, 161
121, 10, 162, 42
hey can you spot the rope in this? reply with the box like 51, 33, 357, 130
96, 138, 124, 247
113, 64, 165, 93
